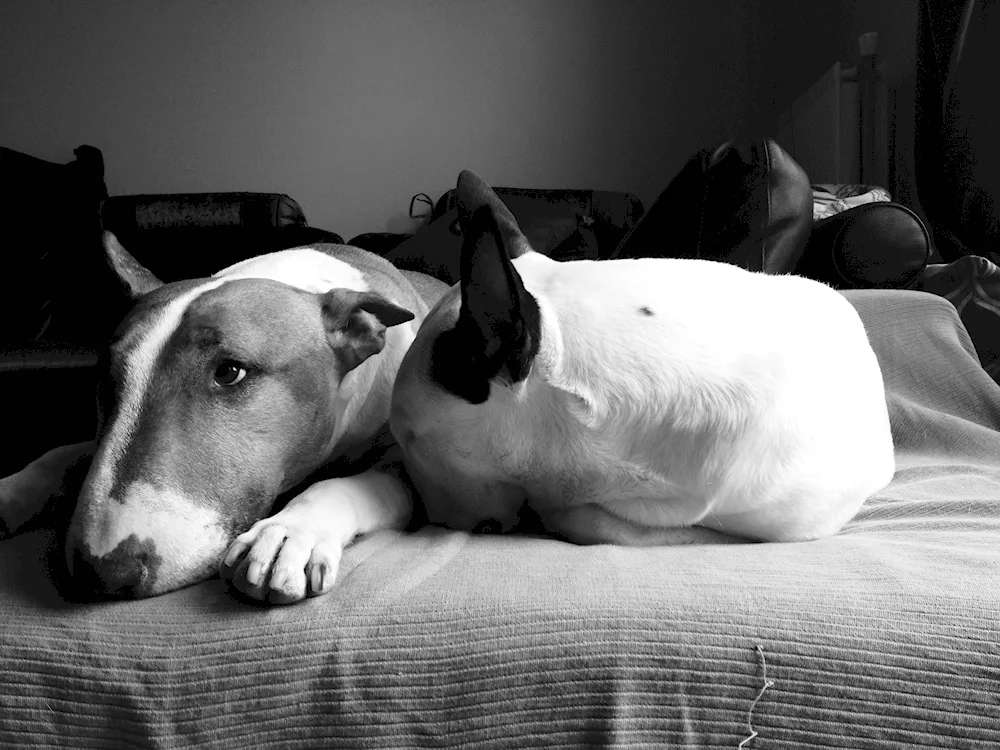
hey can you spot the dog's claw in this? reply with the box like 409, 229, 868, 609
245, 561, 263, 586
219, 511, 345, 605
222, 541, 247, 569
310, 565, 324, 597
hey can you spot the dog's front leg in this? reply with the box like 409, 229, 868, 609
0, 441, 95, 539
219, 466, 412, 604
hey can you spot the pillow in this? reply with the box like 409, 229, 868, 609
796, 202, 931, 289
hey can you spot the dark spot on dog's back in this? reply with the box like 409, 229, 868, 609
639, 306, 654, 317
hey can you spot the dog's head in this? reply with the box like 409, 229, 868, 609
390, 170, 548, 533
67, 234, 413, 598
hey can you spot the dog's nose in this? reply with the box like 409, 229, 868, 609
68, 535, 157, 599
472, 519, 503, 534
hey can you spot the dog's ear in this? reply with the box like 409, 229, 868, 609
103, 231, 164, 299
454, 170, 532, 259
431, 204, 541, 404
321, 289, 415, 373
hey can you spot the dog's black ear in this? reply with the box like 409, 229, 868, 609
454, 170, 532, 259
103, 231, 164, 299
431, 204, 541, 404
321, 289, 414, 373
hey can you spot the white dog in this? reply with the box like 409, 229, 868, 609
388, 170, 895, 544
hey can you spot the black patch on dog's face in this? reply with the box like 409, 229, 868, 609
639, 306, 654, 317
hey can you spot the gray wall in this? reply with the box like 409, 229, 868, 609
0, 1, 766, 242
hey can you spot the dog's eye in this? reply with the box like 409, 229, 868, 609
214, 361, 247, 387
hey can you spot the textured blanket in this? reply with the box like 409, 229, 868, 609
1, 289, 999, 749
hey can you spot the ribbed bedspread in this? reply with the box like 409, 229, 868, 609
2, 289, 998, 748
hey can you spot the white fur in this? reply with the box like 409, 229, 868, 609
88, 279, 226, 505
214, 248, 367, 294
522, 253, 893, 541
222, 471, 411, 601
393, 251, 895, 543
85, 480, 229, 593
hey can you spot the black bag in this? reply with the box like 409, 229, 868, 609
611, 138, 814, 274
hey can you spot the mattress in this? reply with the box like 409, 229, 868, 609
1, 289, 998, 749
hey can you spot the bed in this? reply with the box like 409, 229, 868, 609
3, 42, 1000, 750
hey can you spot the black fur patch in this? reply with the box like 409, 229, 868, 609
431, 205, 541, 404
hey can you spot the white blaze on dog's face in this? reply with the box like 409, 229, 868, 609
390, 171, 543, 533
66, 235, 413, 599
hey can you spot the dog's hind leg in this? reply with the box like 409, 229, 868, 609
0, 441, 95, 539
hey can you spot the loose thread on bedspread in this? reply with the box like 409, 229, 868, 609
737, 645, 775, 749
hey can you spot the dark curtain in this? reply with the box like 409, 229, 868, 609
915, 0, 999, 261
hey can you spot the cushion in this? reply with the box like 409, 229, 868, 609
797, 201, 932, 289
99, 193, 309, 233
100, 195, 343, 282
2, 290, 999, 748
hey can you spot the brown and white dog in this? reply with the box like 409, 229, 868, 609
0, 233, 445, 603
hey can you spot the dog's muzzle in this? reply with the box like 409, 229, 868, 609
67, 534, 160, 599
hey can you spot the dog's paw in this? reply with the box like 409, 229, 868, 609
219, 509, 345, 605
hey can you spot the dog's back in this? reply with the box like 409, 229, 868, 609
518, 253, 893, 542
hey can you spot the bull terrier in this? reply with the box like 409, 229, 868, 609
388, 170, 895, 544
0, 233, 445, 603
